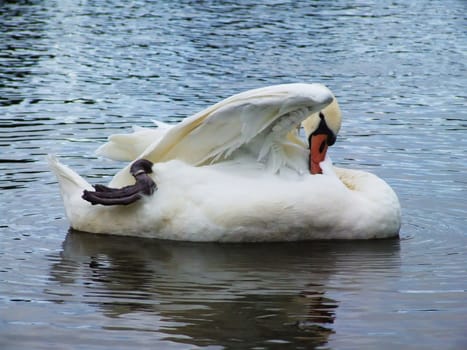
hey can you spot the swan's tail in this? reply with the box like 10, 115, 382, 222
47, 155, 93, 221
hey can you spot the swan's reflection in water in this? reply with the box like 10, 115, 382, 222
50, 231, 400, 349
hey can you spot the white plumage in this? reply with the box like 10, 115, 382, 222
49, 83, 401, 241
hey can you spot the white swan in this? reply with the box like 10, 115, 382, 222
48, 83, 401, 241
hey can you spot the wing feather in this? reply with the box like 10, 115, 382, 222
109, 83, 333, 187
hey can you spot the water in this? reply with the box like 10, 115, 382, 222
1, 0, 466, 349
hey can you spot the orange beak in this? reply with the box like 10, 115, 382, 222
309, 134, 328, 174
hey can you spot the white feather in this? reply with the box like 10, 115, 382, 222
108, 83, 334, 187
48, 83, 401, 241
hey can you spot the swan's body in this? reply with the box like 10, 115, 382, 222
49, 83, 401, 241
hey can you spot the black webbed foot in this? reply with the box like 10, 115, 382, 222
82, 159, 157, 206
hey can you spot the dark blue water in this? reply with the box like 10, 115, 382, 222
1, 1, 466, 349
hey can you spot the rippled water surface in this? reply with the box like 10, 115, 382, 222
1, 1, 466, 349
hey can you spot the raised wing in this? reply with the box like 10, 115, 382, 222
96, 121, 173, 162
109, 83, 334, 187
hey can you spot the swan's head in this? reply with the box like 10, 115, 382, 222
302, 98, 342, 174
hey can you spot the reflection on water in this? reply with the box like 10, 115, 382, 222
45, 231, 400, 349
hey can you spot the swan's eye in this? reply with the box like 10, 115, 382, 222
327, 134, 336, 146
313, 112, 336, 147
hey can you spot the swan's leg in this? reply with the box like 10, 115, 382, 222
82, 159, 157, 206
